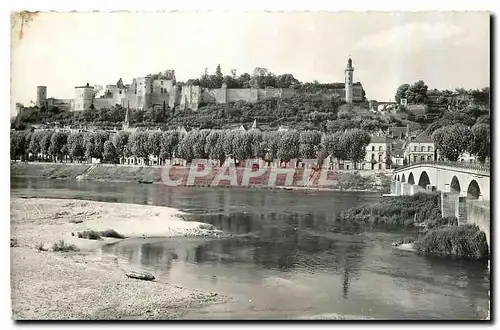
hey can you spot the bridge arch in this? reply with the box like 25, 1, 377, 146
450, 176, 461, 195
401, 174, 406, 183
418, 171, 430, 189
408, 172, 415, 185
467, 180, 481, 199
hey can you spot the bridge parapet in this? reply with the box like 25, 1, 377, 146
394, 160, 490, 176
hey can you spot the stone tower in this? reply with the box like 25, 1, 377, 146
36, 86, 47, 107
344, 57, 354, 104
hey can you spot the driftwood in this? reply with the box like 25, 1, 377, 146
125, 271, 155, 281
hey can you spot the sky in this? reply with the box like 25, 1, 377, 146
10, 11, 490, 116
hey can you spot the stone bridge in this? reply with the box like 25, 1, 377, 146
391, 161, 490, 246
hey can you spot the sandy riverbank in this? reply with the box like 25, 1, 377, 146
10, 198, 228, 320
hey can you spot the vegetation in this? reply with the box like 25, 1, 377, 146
77, 229, 125, 240
77, 230, 102, 240
10, 127, 372, 167
52, 240, 79, 252
99, 229, 125, 239
432, 124, 472, 162
35, 242, 48, 251
415, 224, 489, 260
337, 192, 442, 227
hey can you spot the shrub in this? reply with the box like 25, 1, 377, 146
52, 240, 79, 252
415, 224, 489, 260
99, 229, 125, 239
36, 243, 48, 251
337, 192, 441, 227
77, 230, 102, 240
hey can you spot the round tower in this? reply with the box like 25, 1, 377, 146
344, 57, 354, 104
36, 86, 47, 107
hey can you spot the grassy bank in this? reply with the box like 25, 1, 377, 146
10, 162, 390, 192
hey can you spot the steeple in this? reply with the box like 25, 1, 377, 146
251, 119, 257, 130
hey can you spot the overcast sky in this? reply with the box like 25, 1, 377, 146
11, 11, 490, 115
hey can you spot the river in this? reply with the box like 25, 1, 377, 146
11, 177, 490, 320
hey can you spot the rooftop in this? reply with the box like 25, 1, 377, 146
412, 131, 433, 143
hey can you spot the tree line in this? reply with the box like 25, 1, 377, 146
10, 128, 372, 168
432, 123, 490, 163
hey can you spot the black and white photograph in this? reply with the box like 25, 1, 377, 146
9, 8, 491, 321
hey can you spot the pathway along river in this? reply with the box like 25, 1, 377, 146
11, 177, 490, 320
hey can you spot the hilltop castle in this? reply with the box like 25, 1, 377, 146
35, 58, 365, 112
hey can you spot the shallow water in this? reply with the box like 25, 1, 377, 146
11, 177, 490, 320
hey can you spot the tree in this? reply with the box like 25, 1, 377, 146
147, 131, 163, 162
129, 131, 149, 163
344, 129, 370, 169
93, 85, 104, 98
406, 80, 428, 104
103, 140, 118, 163
232, 131, 253, 162
277, 129, 300, 163
111, 131, 130, 162
468, 124, 490, 163
28, 131, 44, 161
299, 130, 321, 159
249, 67, 277, 89
193, 129, 210, 159
68, 132, 85, 162
205, 130, 226, 165
276, 74, 300, 88
237, 73, 251, 88
395, 83, 410, 104
215, 64, 223, 88
48, 131, 69, 162
176, 130, 198, 162
432, 124, 471, 161
160, 130, 179, 162
40, 131, 54, 161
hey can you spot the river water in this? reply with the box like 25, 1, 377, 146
11, 177, 490, 320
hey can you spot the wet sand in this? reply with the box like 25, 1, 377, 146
10, 198, 229, 320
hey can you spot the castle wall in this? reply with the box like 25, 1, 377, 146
169, 86, 181, 109
180, 85, 202, 110
226, 89, 258, 103
93, 98, 115, 110
150, 93, 171, 109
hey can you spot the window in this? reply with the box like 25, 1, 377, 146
420, 156, 425, 161
421, 146, 425, 152
428, 146, 432, 152
427, 155, 432, 160
161, 81, 164, 85
372, 146, 375, 151
119, 90, 122, 94
413, 156, 417, 162
161, 88, 164, 94
371, 153, 375, 159
414, 146, 417, 152
378, 154, 382, 161
378, 164, 382, 170
379, 146, 382, 151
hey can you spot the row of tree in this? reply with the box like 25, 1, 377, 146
10, 128, 373, 168
432, 123, 490, 162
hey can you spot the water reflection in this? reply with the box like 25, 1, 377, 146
11, 177, 490, 319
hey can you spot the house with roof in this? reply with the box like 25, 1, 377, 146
404, 131, 436, 164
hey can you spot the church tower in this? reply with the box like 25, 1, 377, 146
345, 57, 354, 104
